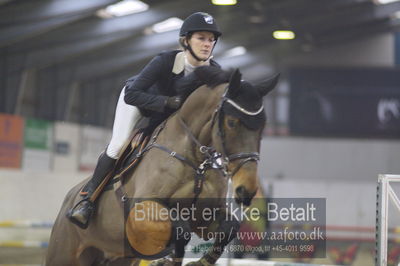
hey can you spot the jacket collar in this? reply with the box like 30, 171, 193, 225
172, 51, 185, 74
172, 51, 217, 74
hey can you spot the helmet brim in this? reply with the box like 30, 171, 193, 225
180, 29, 222, 38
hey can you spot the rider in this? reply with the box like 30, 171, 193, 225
67, 12, 222, 228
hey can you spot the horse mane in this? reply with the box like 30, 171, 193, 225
194, 66, 233, 88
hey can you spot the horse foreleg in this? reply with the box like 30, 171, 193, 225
172, 218, 191, 266
149, 211, 191, 266
186, 216, 240, 266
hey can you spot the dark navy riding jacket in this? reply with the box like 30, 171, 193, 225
124, 50, 219, 122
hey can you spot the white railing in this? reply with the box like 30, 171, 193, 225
181, 259, 339, 266
0, 220, 52, 248
0, 220, 53, 228
375, 174, 400, 266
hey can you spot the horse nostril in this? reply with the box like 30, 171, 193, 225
235, 186, 245, 197
235, 186, 256, 206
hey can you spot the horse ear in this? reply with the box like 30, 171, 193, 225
256, 73, 280, 96
227, 69, 242, 98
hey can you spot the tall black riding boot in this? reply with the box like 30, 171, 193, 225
67, 152, 116, 229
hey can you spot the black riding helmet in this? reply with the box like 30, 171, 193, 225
180, 12, 221, 62
180, 12, 222, 38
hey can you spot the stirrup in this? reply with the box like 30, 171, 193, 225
66, 198, 94, 229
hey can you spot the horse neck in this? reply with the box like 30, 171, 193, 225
178, 84, 225, 142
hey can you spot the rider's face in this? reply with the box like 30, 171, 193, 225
187, 31, 216, 61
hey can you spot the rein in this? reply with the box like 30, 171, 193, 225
141, 117, 227, 204
148, 85, 261, 203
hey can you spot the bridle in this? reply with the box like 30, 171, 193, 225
141, 85, 263, 202
207, 85, 262, 177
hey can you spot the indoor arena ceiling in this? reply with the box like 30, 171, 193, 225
1, 0, 400, 127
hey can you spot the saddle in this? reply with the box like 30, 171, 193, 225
81, 125, 153, 204
105, 128, 151, 190
116, 129, 150, 176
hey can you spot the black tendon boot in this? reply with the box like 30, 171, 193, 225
67, 152, 116, 229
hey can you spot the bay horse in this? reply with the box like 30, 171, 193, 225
46, 66, 279, 266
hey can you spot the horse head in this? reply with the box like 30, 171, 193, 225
181, 66, 279, 206
216, 69, 279, 205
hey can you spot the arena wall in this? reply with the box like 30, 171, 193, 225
1, 137, 399, 226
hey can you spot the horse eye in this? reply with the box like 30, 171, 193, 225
226, 119, 237, 128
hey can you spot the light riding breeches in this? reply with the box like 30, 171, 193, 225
106, 86, 142, 159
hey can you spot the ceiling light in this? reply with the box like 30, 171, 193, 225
151, 17, 183, 33
392, 11, 400, 19
273, 30, 295, 40
374, 0, 400, 4
222, 46, 247, 58
96, 0, 148, 18
212, 0, 237, 5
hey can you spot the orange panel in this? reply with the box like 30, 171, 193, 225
0, 114, 24, 168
